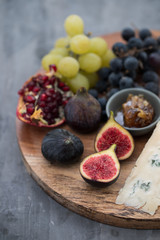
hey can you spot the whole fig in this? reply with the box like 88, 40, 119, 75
41, 129, 84, 163
64, 87, 101, 132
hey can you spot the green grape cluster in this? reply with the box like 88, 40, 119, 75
41, 14, 116, 93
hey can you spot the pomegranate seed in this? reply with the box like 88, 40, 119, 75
48, 119, 55, 125
56, 92, 62, 104
62, 100, 68, 105
45, 89, 53, 97
48, 88, 55, 94
43, 107, 50, 113
26, 104, 35, 115
42, 75, 49, 81
39, 101, 46, 108
47, 96, 52, 102
52, 108, 59, 117
44, 81, 50, 88
52, 93, 56, 100
27, 81, 35, 91
22, 113, 30, 120
38, 80, 44, 86
62, 86, 70, 91
49, 76, 56, 85
56, 92, 62, 99
33, 86, 40, 93
40, 93, 47, 101
32, 77, 38, 83
48, 102, 57, 109
58, 82, 65, 88
45, 113, 52, 120
18, 88, 24, 96
24, 95, 36, 103
49, 64, 57, 72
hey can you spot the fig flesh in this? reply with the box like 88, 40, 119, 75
64, 87, 101, 132
95, 111, 134, 160
41, 129, 84, 163
80, 144, 120, 187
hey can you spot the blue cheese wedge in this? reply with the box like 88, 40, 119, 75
116, 121, 160, 215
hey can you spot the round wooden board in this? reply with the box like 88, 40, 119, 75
16, 31, 160, 229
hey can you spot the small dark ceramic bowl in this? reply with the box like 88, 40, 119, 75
106, 88, 160, 136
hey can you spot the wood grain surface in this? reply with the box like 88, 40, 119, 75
16, 31, 160, 229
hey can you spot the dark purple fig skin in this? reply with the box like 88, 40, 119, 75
64, 87, 102, 132
80, 172, 120, 188
41, 128, 84, 163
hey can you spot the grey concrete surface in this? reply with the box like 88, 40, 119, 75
1, 0, 160, 239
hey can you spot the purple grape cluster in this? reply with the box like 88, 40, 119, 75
88, 28, 160, 121
93, 28, 160, 99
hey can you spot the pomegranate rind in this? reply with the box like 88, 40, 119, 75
16, 72, 70, 128
16, 97, 65, 128
95, 112, 134, 160
80, 144, 120, 187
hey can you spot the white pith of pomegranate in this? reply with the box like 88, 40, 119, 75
17, 69, 73, 127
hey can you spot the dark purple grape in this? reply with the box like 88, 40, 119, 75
126, 70, 137, 80
139, 29, 152, 40
145, 82, 159, 95
101, 110, 108, 122
137, 51, 148, 63
128, 37, 143, 49
124, 56, 139, 71
98, 97, 107, 110
112, 42, 128, 57
108, 72, 122, 87
95, 80, 108, 93
110, 58, 123, 72
88, 89, 98, 99
157, 36, 160, 46
143, 37, 158, 51
107, 88, 119, 98
148, 52, 160, 71
134, 83, 145, 89
121, 28, 135, 41
119, 77, 134, 89
142, 71, 159, 83
98, 67, 111, 81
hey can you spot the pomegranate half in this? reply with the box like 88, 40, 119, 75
16, 67, 73, 127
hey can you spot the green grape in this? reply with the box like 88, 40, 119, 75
50, 47, 69, 57
64, 15, 84, 37
79, 53, 101, 73
66, 73, 89, 93
41, 54, 63, 71
70, 34, 90, 54
54, 37, 70, 48
89, 37, 108, 56
81, 71, 99, 88
58, 56, 79, 78
101, 49, 116, 67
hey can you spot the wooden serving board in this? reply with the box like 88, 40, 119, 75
16, 31, 160, 229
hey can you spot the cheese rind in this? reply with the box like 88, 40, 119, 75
116, 121, 160, 215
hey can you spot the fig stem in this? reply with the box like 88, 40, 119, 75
109, 144, 117, 152
110, 111, 115, 121
77, 87, 88, 96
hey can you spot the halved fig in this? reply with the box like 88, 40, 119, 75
16, 66, 73, 127
95, 111, 134, 160
80, 144, 120, 187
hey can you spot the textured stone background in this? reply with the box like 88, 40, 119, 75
1, 0, 160, 239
